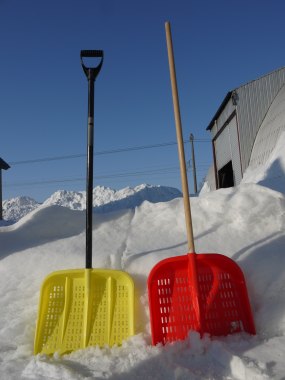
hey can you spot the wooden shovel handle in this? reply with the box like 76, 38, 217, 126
165, 21, 195, 253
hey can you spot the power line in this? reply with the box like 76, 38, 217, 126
10, 154, 85, 165
5, 166, 179, 187
9, 138, 211, 166
5, 163, 210, 189
5, 139, 211, 194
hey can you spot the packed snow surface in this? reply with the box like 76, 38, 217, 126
1, 135, 285, 379
1, 181, 285, 379
242, 131, 285, 194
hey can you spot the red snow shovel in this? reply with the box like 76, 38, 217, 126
147, 22, 256, 346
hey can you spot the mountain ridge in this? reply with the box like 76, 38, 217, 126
3, 184, 182, 223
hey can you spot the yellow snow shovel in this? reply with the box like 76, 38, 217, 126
34, 51, 134, 355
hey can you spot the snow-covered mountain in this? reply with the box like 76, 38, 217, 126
2, 196, 41, 224
3, 184, 182, 223
43, 184, 182, 210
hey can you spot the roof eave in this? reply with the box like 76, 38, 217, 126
206, 91, 233, 131
0, 158, 10, 170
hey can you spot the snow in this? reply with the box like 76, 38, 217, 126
44, 184, 182, 214
1, 139, 285, 379
3, 184, 182, 223
3, 196, 41, 224
242, 131, 285, 194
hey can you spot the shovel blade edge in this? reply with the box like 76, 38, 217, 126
148, 253, 255, 345
34, 268, 134, 355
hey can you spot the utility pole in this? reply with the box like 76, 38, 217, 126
189, 134, 198, 194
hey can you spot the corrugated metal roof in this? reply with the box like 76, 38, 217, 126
206, 65, 285, 131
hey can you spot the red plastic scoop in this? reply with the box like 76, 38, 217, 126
147, 22, 255, 346
148, 253, 256, 345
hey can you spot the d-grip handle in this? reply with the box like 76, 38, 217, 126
81, 50, 103, 58
80, 50, 104, 79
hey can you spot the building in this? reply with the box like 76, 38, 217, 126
206, 66, 285, 190
0, 157, 10, 220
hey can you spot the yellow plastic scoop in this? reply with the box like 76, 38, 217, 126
34, 51, 135, 355
34, 269, 134, 354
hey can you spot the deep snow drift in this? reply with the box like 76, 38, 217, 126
1, 182, 285, 379
1, 136, 285, 379
242, 131, 285, 193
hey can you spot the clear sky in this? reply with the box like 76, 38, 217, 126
1, 0, 285, 202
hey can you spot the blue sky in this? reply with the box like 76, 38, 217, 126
1, 0, 285, 202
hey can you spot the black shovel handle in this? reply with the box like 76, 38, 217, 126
81, 49, 104, 269
80, 50, 104, 79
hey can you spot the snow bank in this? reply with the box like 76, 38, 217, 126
242, 131, 285, 193
1, 182, 285, 379
0, 205, 85, 259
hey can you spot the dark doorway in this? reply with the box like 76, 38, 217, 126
218, 161, 234, 188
